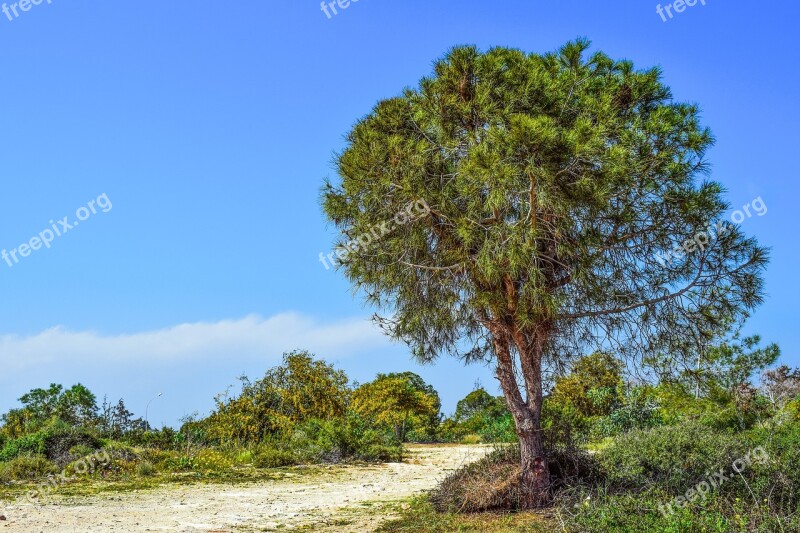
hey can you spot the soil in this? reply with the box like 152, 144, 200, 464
0, 444, 490, 532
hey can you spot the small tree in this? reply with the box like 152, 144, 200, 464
450, 387, 513, 442
352, 373, 440, 441
111, 398, 135, 435
206, 350, 350, 444
550, 352, 624, 418
1, 383, 99, 438
323, 41, 767, 507
648, 331, 779, 397
762, 366, 800, 409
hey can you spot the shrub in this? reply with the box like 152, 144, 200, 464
102, 441, 138, 462
68, 444, 95, 458
234, 449, 254, 465
0, 422, 101, 466
137, 448, 177, 470
431, 446, 521, 513
559, 422, 800, 531
0, 455, 58, 482
740, 423, 800, 516
43, 425, 102, 465
192, 448, 233, 472
135, 461, 155, 477
253, 448, 296, 468
289, 415, 403, 464
461, 434, 482, 445
0, 431, 48, 461
124, 427, 181, 450
598, 421, 743, 493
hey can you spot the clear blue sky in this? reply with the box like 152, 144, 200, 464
1, 1, 797, 427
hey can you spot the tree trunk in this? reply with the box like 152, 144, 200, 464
518, 424, 549, 508
490, 328, 551, 509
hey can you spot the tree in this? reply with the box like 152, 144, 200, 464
58, 384, 99, 427
762, 366, 800, 409
351, 372, 440, 441
206, 350, 350, 444
648, 331, 779, 397
322, 41, 767, 507
454, 388, 507, 423
1, 383, 99, 438
449, 387, 514, 442
550, 352, 624, 418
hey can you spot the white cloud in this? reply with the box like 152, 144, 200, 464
0, 313, 394, 369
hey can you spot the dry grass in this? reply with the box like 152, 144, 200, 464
430, 444, 600, 514
431, 446, 522, 513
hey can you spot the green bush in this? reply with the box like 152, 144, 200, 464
137, 448, 179, 470
135, 461, 155, 477
739, 423, 800, 516
234, 449, 254, 465
599, 421, 743, 493
0, 422, 101, 466
192, 448, 233, 472
0, 455, 58, 482
461, 434, 482, 445
0, 431, 48, 461
122, 427, 181, 450
289, 415, 402, 463
561, 421, 800, 531
253, 448, 297, 468
162, 455, 195, 471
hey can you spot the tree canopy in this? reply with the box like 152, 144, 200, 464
351, 372, 440, 441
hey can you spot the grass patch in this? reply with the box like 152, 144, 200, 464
378, 497, 552, 532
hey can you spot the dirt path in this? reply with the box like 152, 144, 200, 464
1, 444, 490, 532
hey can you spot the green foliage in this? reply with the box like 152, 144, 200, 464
205, 350, 350, 445
289, 414, 403, 463
551, 353, 624, 418
562, 422, 800, 532
0, 421, 101, 464
542, 353, 658, 444
323, 40, 766, 364
123, 426, 181, 450
2, 383, 99, 439
648, 331, 780, 399
0, 455, 57, 482
598, 421, 743, 492
135, 461, 155, 477
442, 388, 515, 443
591, 386, 662, 438
253, 447, 297, 468
352, 372, 440, 442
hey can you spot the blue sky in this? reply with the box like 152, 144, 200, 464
0, 1, 797, 427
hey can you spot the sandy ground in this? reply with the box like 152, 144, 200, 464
0, 444, 490, 532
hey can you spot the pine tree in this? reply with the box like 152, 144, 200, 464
322, 40, 768, 507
